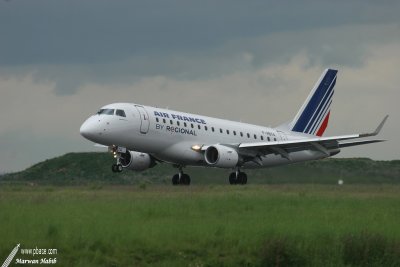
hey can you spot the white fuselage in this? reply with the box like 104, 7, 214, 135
80, 103, 330, 169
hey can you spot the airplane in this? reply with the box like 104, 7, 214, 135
80, 69, 388, 185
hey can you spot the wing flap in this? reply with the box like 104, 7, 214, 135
239, 134, 356, 150
338, 139, 385, 148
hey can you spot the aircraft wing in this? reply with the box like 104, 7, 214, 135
201, 115, 388, 162
238, 115, 388, 160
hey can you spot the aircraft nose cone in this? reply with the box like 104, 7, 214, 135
80, 119, 96, 140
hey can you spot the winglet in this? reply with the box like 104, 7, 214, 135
360, 115, 389, 137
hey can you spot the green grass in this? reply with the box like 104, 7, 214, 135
1, 185, 400, 266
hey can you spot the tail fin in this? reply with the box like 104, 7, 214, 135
291, 68, 337, 136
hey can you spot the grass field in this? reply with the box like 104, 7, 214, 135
1, 185, 400, 266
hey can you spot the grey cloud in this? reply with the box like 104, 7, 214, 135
17, 22, 400, 95
1, 0, 399, 66
1, 0, 399, 95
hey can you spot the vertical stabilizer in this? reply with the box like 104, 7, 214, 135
291, 69, 337, 136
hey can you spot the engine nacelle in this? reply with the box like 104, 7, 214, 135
119, 150, 156, 171
204, 144, 239, 168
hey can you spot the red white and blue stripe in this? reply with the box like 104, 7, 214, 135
291, 69, 337, 136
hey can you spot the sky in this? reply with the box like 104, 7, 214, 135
0, 0, 399, 172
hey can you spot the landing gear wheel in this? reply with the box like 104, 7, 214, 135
229, 172, 237, 185
180, 174, 191, 185
112, 163, 123, 173
117, 164, 123, 173
229, 171, 247, 185
172, 174, 180, 185
112, 164, 118, 173
238, 172, 247, 185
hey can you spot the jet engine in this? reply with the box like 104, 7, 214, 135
119, 150, 156, 171
204, 144, 239, 168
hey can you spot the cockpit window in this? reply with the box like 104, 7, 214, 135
97, 109, 114, 115
116, 109, 126, 117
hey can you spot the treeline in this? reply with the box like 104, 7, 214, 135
1, 152, 399, 185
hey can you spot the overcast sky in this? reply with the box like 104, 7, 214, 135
0, 0, 399, 172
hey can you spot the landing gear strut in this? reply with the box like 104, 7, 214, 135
229, 170, 247, 185
172, 167, 191, 185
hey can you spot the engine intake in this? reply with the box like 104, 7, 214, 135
204, 144, 239, 168
120, 150, 156, 171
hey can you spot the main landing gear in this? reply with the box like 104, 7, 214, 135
172, 168, 191, 185
171, 167, 247, 186
229, 170, 247, 185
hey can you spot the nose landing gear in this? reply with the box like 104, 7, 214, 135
110, 146, 124, 173
112, 163, 123, 173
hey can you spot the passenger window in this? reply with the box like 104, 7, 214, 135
274, 138, 277, 141
261, 136, 264, 141
226, 130, 230, 135
212, 127, 215, 132
116, 109, 126, 117
163, 119, 166, 123
220, 128, 223, 133
191, 123, 194, 128
240, 132, 243, 137
267, 137, 270, 142
205, 126, 208, 131
254, 134, 257, 139
184, 122, 187, 127
247, 133, 250, 138
156, 118, 159, 123
233, 131, 236, 136
170, 120, 173, 125
198, 125, 201, 130
177, 121, 180, 126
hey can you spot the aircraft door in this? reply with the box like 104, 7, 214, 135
135, 105, 150, 134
